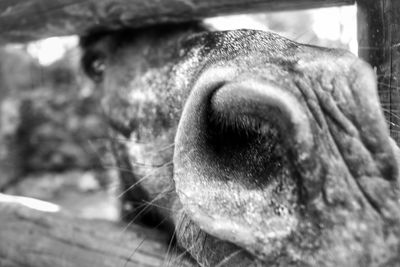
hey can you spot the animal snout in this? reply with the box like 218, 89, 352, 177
172, 66, 313, 258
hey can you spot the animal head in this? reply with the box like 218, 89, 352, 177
81, 23, 400, 266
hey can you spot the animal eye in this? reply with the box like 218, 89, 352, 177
91, 58, 105, 75
82, 51, 106, 82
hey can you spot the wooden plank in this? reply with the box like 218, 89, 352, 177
0, 199, 192, 267
0, 0, 355, 43
357, 0, 400, 145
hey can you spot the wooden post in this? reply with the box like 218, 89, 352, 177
357, 0, 400, 145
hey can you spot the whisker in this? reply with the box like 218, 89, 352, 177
163, 228, 178, 266
89, 136, 175, 150
123, 238, 146, 267
382, 109, 400, 120
148, 188, 176, 199
167, 242, 197, 267
89, 136, 151, 144
129, 161, 172, 168
120, 203, 158, 234
99, 164, 136, 174
214, 249, 243, 267
140, 200, 174, 212
117, 174, 154, 199
153, 143, 175, 153
117, 161, 173, 198
87, 138, 174, 168
120, 186, 174, 234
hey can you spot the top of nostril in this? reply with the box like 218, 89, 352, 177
210, 79, 314, 148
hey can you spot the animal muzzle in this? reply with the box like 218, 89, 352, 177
172, 64, 400, 265
173, 66, 319, 259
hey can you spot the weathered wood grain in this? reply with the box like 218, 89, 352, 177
357, 0, 400, 145
0, 200, 191, 267
0, 0, 354, 43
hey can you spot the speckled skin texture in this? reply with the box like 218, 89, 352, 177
81, 23, 400, 266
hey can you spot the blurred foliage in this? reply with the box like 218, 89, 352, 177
0, 45, 112, 190
206, 8, 355, 52
258, 9, 353, 50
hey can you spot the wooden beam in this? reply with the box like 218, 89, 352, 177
0, 0, 355, 43
0, 200, 192, 267
357, 0, 400, 145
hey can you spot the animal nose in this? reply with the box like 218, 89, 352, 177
173, 62, 400, 264
173, 65, 320, 191
174, 72, 318, 185
172, 66, 319, 258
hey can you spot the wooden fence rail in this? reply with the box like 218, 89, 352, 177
0, 0, 354, 43
0, 201, 192, 267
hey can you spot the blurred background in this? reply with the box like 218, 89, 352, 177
0, 5, 357, 220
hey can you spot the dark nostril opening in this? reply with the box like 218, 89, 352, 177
204, 104, 290, 187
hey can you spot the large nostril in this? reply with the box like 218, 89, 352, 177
204, 81, 309, 188
173, 66, 319, 258
174, 75, 316, 186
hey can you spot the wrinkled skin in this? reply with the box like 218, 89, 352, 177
81, 23, 400, 266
